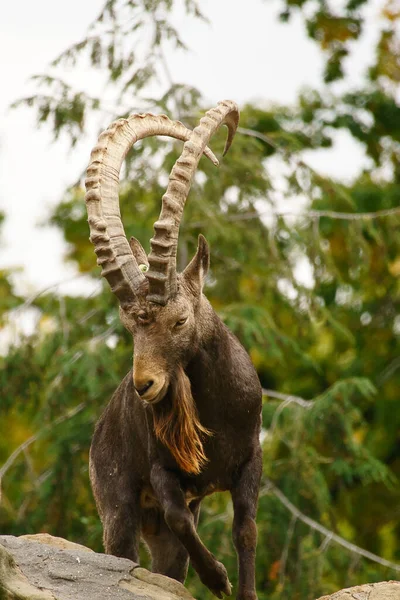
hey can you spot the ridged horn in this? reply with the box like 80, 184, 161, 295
85, 113, 219, 308
146, 100, 239, 306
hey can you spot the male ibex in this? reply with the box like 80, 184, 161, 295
86, 100, 262, 600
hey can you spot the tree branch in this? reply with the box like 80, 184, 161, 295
279, 514, 297, 588
0, 403, 86, 496
188, 205, 400, 228
262, 390, 314, 438
262, 480, 400, 573
263, 388, 314, 409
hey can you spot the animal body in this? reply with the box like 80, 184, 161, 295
85, 100, 262, 600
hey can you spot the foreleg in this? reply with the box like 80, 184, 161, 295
143, 501, 200, 582
150, 464, 232, 598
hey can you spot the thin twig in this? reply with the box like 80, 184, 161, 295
284, 206, 400, 220
268, 398, 296, 438
22, 448, 37, 488
59, 295, 69, 349
262, 481, 400, 573
0, 403, 86, 493
16, 496, 31, 523
263, 388, 314, 409
91, 324, 117, 345
77, 308, 99, 324
13, 274, 90, 314
377, 356, 400, 386
237, 126, 284, 151
318, 532, 333, 554
188, 205, 400, 228
279, 514, 297, 589
263, 390, 314, 440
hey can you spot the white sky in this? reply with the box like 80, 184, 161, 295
0, 0, 382, 296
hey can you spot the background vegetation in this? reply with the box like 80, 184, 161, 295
2, 1, 400, 599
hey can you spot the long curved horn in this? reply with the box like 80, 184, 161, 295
146, 100, 239, 306
85, 114, 219, 308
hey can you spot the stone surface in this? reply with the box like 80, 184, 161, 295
317, 581, 400, 600
0, 534, 195, 600
20, 534, 94, 554
0, 542, 55, 600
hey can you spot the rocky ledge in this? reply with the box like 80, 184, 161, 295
0, 533, 195, 600
316, 581, 400, 600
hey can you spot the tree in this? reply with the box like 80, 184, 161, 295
2, 1, 400, 599
0, 213, 21, 325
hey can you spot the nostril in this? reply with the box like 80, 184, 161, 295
135, 380, 154, 396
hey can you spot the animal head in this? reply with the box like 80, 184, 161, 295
117, 232, 211, 404
85, 100, 238, 401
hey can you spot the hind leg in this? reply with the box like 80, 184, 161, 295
142, 500, 201, 583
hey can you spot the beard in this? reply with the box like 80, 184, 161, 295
152, 364, 212, 475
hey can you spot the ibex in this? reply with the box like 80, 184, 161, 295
85, 100, 262, 600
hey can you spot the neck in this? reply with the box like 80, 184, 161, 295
186, 296, 231, 395
195, 294, 226, 346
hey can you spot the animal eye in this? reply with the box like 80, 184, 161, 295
139, 264, 149, 273
174, 317, 188, 328
137, 313, 149, 324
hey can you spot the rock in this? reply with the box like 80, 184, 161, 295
0, 534, 195, 600
316, 581, 400, 600
20, 534, 94, 554
0, 541, 54, 600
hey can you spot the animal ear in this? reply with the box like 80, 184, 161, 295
129, 237, 149, 273
182, 234, 210, 295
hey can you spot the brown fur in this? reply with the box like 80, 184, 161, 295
152, 365, 212, 474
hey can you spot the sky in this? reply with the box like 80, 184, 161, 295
0, 0, 382, 298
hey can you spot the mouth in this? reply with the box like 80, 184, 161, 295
140, 379, 169, 404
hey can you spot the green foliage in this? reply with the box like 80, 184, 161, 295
11, 0, 207, 145
3, 1, 400, 599
275, 0, 368, 82
0, 214, 22, 322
